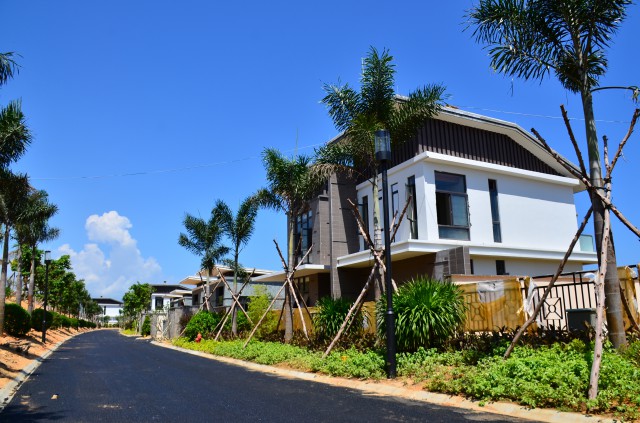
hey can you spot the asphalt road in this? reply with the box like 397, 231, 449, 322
1, 330, 533, 422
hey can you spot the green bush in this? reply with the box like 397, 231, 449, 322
4, 303, 31, 336
183, 311, 221, 341
377, 277, 466, 352
247, 286, 278, 339
31, 308, 54, 332
141, 316, 151, 336
313, 297, 366, 341
54, 313, 72, 329
70, 318, 79, 329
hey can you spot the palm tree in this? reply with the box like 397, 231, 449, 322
317, 47, 445, 297
216, 196, 259, 336
467, 0, 631, 349
16, 189, 59, 313
0, 100, 32, 168
178, 208, 229, 311
0, 52, 19, 87
255, 148, 326, 342
0, 170, 30, 334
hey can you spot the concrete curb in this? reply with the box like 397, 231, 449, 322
151, 341, 616, 423
0, 333, 78, 412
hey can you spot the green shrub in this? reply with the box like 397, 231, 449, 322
54, 313, 72, 329
70, 318, 79, 329
377, 277, 466, 352
4, 303, 31, 336
183, 311, 221, 341
141, 316, 151, 336
247, 286, 277, 339
31, 308, 54, 332
313, 297, 366, 341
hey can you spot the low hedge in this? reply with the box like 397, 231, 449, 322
4, 303, 31, 336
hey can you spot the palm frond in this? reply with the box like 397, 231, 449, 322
0, 100, 32, 167
0, 52, 20, 86
321, 82, 362, 132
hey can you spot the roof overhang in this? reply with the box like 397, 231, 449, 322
337, 240, 597, 268
253, 264, 331, 282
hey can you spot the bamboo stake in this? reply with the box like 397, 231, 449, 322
503, 207, 593, 359
274, 241, 310, 339
322, 264, 378, 358
243, 282, 287, 348
560, 105, 589, 178
532, 128, 640, 238
608, 109, 640, 173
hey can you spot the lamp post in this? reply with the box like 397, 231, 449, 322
375, 129, 397, 378
41, 250, 51, 344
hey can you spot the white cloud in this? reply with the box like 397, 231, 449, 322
58, 211, 162, 299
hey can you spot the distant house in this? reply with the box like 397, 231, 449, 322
150, 283, 191, 311
93, 297, 123, 325
179, 265, 283, 311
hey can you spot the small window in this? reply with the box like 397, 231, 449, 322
406, 176, 418, 239
496, 260, 507, 275
489, 179, 502, 243
295, 210, 313, 263
155, 297, 164, 309
391, 183, 399, 220
470, 259, 474, 275
435, 172, 470, 240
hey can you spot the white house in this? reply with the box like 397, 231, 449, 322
256, 105, 598, 302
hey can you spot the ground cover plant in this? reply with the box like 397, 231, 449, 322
173, 331, 640, 420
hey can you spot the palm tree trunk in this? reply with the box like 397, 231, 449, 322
284, 216, 295, 342
231, 252, 239, 336
205, 269, 212, 311
0, 225, 10, 334
372, 177, 383, 301
15, 246, 22, 305
27, 246, 36, 313
581, 90, 626, 349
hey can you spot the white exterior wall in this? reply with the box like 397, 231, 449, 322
101, 304, 122, 323
354, 151, 592, 274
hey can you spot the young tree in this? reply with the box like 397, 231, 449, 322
467, 0, 632, 348
216, 196, 259, 336
178, 207, 229, 310
15, 190, 59, 310
122, 282, 154, 329
255, 148, 326, 342
317, 46, 445, 298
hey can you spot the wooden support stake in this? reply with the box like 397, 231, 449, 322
504, 207, 593, 359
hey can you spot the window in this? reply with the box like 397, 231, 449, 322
391, 183, 399, 220
435, 172, 470, 240
489, 179, 502, 243
406, 176, 418, 239
470, 259, 474, 275
295, 210, 313, 263
496, 260, 507, 275
155, 296, 164, 310
359, 196, 369, 250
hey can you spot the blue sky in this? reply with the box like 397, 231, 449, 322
2, 1, 639, 299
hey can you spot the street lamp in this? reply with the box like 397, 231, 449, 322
375, 129, 397, 378
41, 250, 51, 344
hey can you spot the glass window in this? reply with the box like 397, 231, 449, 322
155, 296, 164, 309
295, 210, 313, 263
359, 196, 369, 250
391, 183, 399, 219
406, 176, 418, 239
435, 172, 470, 240
496, 260, 507, 275
489, 179, 502, 243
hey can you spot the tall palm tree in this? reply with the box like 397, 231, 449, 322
0, 170, 30, 334
467, 0, 631, 349
317, 47, 445, 298
255, 148, 326, 342
16, 189, 59, 313
216, 196, 259, 336
179, 208, 229, 311
0, 52, 19, 87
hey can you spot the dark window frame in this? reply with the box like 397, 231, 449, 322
435, 171, 470, 240
406, 176, 418, 239
295, 209, 313, 264
489, 179, 502, 243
